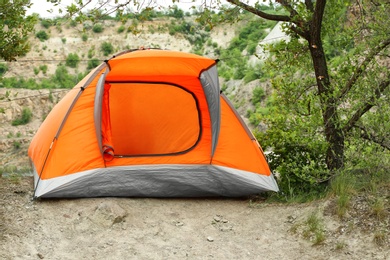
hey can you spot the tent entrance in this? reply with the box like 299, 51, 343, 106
105, 82, 201, 157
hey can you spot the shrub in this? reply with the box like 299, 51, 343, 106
92, 23, 104, 33
40, 19, 52, 29
117, 25, 125, 33
100, 42, 114, 56
168, 6, 184, 19
61, 38, 66, 44
88, 47, 95, 59
65, 53, 80, 68
0, 63, 8, 76
87, 58, 100, 70
252, 86, 266, 105
39, 65, 48, 74
13, 141, 21, 149
81, 33, 88, 42
12, 107, 33, 126
35, 30, 49, 41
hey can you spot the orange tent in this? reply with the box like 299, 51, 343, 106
29, 49, 278, 198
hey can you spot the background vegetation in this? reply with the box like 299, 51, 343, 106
1, 2, 389, 211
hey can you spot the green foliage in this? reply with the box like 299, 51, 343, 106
12, 107, 32, 126
81, 33, 88, 42
167, 5, 184, 19
167, 19, 210, 53
39, 65, 48, 74
13, 141, 21, 149
87, 47, 95, 59
304, 212, 326, 245
241, 0, 390, 198
0, 1, 37, 61
0, 65, 87, 90
61, 38, 66, 44
100, 42, 114, 56
0, 63, 8, 76
87, 58, 100, 70
251, 86, 266, 105
65, 53, 80, 68
69, 19, 77, 27
117, 25, 125, 33
40, 18, 52, 29
92, 23, 104, 33
52, 65, 81, 88
216, 16, 275, 81
35, 30, 49, 41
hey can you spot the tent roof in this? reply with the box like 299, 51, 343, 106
105, 49, 216, 81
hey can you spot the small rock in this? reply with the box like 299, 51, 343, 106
207, 236, 214, 242
213, 216, 222, 222
37, 253, 44, 259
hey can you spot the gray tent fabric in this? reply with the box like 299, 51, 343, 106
200, 65, 221, 157
33, 164, 279, 198
94, 69, 109, 155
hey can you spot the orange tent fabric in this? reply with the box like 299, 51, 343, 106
29, 49, 278, 198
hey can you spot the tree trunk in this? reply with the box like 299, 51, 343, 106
308, 40, 345, 171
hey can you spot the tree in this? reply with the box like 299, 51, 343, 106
222, 0, 390, 192
0, 0, 37, 61
226, 1, 389, 158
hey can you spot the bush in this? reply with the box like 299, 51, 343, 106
40, 19, 52, 29
39, 65, 48, 74
251, 86, 266, 104
81, 33, 88, 42
65, 53, 80, 68
88, 47, 95, 59
87, 58, 100, 70
36, 30, 49, 41
0, 63, 8, 76
92, 23, 104, 33
168, 6, 184, 19
12, 107, 33, 126
101, 42, 114, 56
117, 25, 125, 33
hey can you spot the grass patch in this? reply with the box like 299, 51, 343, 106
371, 198, 386, 221
329, 172, 356, 218
304, 212, 326, 245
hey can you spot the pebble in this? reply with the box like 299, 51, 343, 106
207, 236, 214, 242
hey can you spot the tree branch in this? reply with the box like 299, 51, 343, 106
354, 125, 390, 150
310, 0, 326, 44
343, 75, 390, 134
338, 37, 390, 100
225, 0, 291, 22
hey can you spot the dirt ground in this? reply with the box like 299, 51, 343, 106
0, 177, 388, 260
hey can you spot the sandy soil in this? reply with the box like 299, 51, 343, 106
0, 177, 388, 260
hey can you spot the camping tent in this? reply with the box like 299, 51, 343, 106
29, 49, 278, 198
